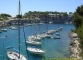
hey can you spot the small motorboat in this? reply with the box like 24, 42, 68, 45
2, 29, 7, 32
54, 35, 60, 39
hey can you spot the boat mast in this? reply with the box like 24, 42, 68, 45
35, 16, 38, 39
46, 16, 48, 33
18, 0, 21, 59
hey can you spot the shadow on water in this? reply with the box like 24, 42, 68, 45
27, 52, 43, 60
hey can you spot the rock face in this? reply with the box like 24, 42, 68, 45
69, 32, 81, 59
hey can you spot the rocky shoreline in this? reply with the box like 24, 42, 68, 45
69, 32, 82, 59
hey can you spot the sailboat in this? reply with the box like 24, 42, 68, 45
7, 0, 27, 60
27, 17, 42, 41
44, 18, 56, 36
7, 47, 27, 60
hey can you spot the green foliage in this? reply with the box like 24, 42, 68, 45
23, 11, 69, 19
72, 5, 83, 28
0, 13, 11, 21
16, 15, 22, 18
75, 25, 83, 54
72, 5, 83, 56
0, 13, 11, 17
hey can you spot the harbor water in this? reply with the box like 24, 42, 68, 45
0, 23, 75, 60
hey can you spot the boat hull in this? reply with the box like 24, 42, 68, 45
27, 47, 45, 55
7, 51, 27, 60
26, 41, 41, 45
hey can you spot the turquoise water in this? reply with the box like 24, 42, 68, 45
0, 24, 75, 60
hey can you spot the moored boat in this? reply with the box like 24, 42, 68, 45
27, 47, 45, 55
2, 29, 7, 32
26, 40, 41, 45
7, 51, 27, 60
54, 35, 60, 39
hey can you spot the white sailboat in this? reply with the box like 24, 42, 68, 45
7, 51, 26, 60
7, 0, 27, 60
27, 47, 45, 55
27, 18, 42, 41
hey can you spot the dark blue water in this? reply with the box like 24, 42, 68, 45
0, 24, 75, 60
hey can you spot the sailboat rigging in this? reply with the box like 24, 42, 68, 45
18, 0, 21, 58
6, 0, 27, 60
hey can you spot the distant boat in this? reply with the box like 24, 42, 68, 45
25, 24, 33, 27
2, 29, 7, 32
54, 35, 60, 39
56, 33, 60, 36
27, 24, 33, 26
70, 22, 72, 24
65, 22, 69, 24
9, 26, 14, 29
39, 22, 44, 25
27, 47, 45, 55
9, 26, 17, 30
49, 22, 52, 24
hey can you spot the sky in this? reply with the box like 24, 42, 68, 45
0, 0, 83, 17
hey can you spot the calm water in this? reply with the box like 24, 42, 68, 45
0, 23, 75, 60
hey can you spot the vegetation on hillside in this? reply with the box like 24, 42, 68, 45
0, 13, 12, 21
72, 5, 83, 28
72, 5, 83, 56
0, 11, 73, 22
23, 11, 70, 19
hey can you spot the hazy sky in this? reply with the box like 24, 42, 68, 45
0, 0, 83, 17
